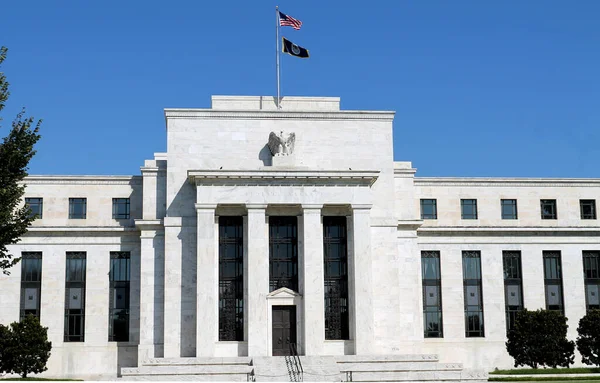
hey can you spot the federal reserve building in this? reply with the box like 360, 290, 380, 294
1, 96, 599, 381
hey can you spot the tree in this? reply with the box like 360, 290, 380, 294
577, 309, 600, 366
0, 323, 11, 374
0, 46, 42, 275
506, 309, 575, 369
0, 315, 52, 378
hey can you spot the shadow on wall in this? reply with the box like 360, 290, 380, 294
116, 344, 137, 376
259, 144, 272, 166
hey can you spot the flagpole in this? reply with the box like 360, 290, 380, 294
275, 6, 281, 109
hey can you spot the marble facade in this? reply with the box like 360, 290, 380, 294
0, 96, 599, 378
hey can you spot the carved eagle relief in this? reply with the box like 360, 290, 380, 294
268, 131, 295, 156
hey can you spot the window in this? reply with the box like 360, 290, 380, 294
501, 199, 518, 220
503, 251, 523, 333
461, 199, 478, 220
20, 252, 42, 320
543, 251, 564, 314
65, 252, 86, 342
580, 200, 597, 220
218, 216, 244, 341
540, 199, 557, 220
109, 252, 130, 342
422, 251, 443, 338
463, 251, 484, 337
420, 199, 437, 220
112, 198, 130, 219
69, 198, 87, 219
269, 216, 298, 292
25, 198, 43, 219
583, 251, 600, 311
324, 216, 349, 340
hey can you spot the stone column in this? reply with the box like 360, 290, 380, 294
138, 227, 163, 362
163, 217, 182, 357
196, 204, 217, 357
246, 204, 269, 356
349, 204, 374, 354
302, 204, 325, 355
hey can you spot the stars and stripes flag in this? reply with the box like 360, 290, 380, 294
279, 11, 302, 30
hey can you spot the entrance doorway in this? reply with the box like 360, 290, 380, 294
272, 306, 296, 356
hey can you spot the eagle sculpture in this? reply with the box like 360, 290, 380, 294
267, 131, 295, 156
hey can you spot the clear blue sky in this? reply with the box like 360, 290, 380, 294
2, 1, 599, 177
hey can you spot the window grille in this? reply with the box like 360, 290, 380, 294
324, 216, 349, 340
422, 251, 443, 338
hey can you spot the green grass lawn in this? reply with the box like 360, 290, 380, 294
491, 368, 600, 375
1, 378, 82, 381
490, 378, 600, 382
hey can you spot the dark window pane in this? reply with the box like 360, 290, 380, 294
581, 200, 597, 220
65, 252, 86, 342
501, 199, 518, 220
219, 216, 244, 341
112, 198, 130, 219
324, 216, 349, 340
69, 198, 87, 219
461, 199, 478, 220
463, 251, 484, 337
543, 251, 564, 314
583, 251, 600, 311
421, 199, 437, 220
540, 200, 557, 220
422, 251, 443, 338
25, 198, 43, 219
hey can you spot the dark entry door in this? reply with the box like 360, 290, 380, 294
272, 306, 296, 356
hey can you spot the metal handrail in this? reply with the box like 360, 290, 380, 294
289, 342, 304, 382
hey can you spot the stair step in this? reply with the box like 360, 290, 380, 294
338, 362, 463, 372
144, 357, 252, 366
122, 365, 253, 376
335, 354, 439, 363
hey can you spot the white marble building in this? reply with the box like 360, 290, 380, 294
1, 96, 599, 379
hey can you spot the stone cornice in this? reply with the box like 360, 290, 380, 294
24, 226, 139, 233
164, 109, 395, 121
397, 219, 424, 230
418, 226, 600, 237
188, 169, 379, 187
23, 175, 142, 186
415, 177, 600, 187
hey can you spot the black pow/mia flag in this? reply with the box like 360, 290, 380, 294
282, 37, 309, 58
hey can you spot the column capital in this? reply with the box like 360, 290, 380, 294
195, 203, 217, 211
301, 204, 323, 211
246, 203, 268, 210
351, 203, 373, 211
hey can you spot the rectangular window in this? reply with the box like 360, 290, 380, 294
461, 199, 478, 220
463, 251, 484, 337
543, 251, 564, 314
503, 251, 523, 333
269, 216, 298, 292
65, 252, 86, 342
580, 200, 597, 220
69, 198, 87, 219
421, 199, 437, 220
218, 216, 244, 341
25, 198, 43, 219
109, 251, 130, 342
20, 252, 42, 320
540, 199, 557, 220
422, 251, 443, 338
112, 198, 130, 219
501, 199, 518, 220
323, 216, 349, 340
583, 251, 600, 311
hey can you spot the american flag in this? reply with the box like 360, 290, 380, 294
279, 11, 302, 30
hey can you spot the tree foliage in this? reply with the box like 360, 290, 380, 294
577, 309, 600, 367
0, 46, 42, 274
0, 315, 52, 378
506, 309, 575, 369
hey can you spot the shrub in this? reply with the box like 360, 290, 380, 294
506, 309, 575, 369
0, 315, 52, 378
577, 309, 600, 366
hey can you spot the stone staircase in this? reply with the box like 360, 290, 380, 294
120, 357, 254, 381
335, 355, 488, 382
120, 354, 488, 382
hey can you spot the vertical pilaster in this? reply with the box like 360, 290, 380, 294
247, 204, 269, 356
138, 227, 163, 362
350, 204, 374, 354
163, 217, 182, 357
302, 204, 325, 355
196, 204, 218, 357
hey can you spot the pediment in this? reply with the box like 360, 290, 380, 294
267, 287, 301, 299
